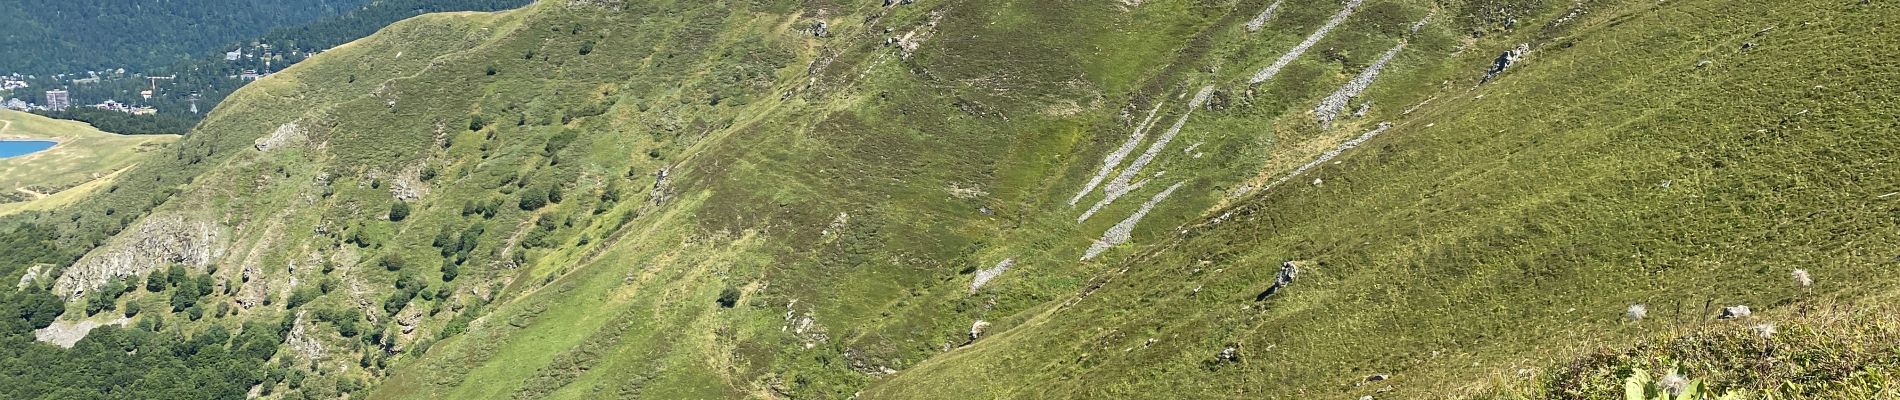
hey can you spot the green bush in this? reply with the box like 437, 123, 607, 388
441, 259, 460, 282
286, 287, 320, 309
381, 254, 408, 271
145, 270, 170, 292
717, 285, 741, 308
388, 202, 411, 222
518, 186, 549, 211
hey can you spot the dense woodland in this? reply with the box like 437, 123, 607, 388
7, 0, 530, 135
0, 0, 365, 75
0, 221, 371, 399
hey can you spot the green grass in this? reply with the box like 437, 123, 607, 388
5, 0, 1895, 398
0, 110, 177, 215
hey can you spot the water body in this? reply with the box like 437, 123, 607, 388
0, 140, 56, 159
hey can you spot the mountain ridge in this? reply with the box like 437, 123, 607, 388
1, 0, 1894, 398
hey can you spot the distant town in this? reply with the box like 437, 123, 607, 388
0, 42, 316, 118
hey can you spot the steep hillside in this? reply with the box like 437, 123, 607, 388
1, 0, 1894, 399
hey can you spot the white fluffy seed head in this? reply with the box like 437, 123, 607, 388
1753, 323, 1777, 339
1792, 269, 1812, 288
1626, 304, 1648, 321
1659, 372, 1688, 397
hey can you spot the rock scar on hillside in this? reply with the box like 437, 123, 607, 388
35, 317, 131, 348
54, 213, 226, 298
1314, 13, 1432, 127
1084, 181, 1185, 261
1079, 86, 1214, 222
1257, 122, 1393, 195
970, 258, 1015, 293
1251, 0, 1365, 84
1245, 0, 1287, 33
1071, 101, 1165, 206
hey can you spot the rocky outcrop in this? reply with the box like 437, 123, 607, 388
1255, 261, 1299, 301
1481, 43, 1530, 83
389, 165, 431, 201
253, 121, 307, 152
15, 264, 49, 289
968, 320, 992, 344
55, 214, 225, 298
650, 166, 675, 205
284, 311, 327, 361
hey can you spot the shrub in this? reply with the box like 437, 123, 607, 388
441, 259, 460, 282
381, 254, 408, 271
717, 285, 741, 308
146, 270, 170, 292
286, 288, 320, 309
388, 202, 411, 222
518, 187, 549, 211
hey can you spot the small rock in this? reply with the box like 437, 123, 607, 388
1216, 343, 1241, 363
1366, 374, 1388, 382
1719, 305, 1752, 319
1481, 43, 1531, 83
969, 320, 992, 342
1255, 261, 1300, 301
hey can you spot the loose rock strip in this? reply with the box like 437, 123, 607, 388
1245, 0, 1286, 33
1250, 0, 1365, 84
1259, 122, 1392, 193
969, 258, 1015, 293
1084, 182, 1185, 261
1315, 13, 1431, 126
1079, 178, 1149, 222
1315, 42, 1405, 127
1070, 101, 1165, 206
1081, 86, 1214, 222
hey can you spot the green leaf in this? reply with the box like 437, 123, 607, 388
1625, 368, 1652, 400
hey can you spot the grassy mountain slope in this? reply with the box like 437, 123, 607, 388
871, 0, 1900, 397
4, 0, 1895, 398
0, 110, 176, 216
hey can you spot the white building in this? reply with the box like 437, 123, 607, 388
44, 90, 70, 111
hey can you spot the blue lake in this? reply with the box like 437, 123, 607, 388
0, 140, 56, 159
